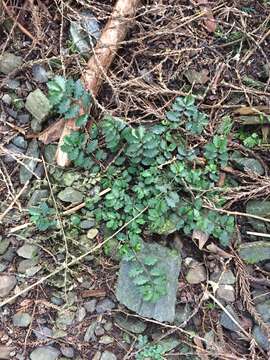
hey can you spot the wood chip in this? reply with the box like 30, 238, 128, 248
81, 289, 106, 298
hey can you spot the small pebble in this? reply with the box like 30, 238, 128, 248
96, 298, 115, 314
84, 299, 97, 313
60, 346, 74, 358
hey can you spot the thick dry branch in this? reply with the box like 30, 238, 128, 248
56, 0, 140, 167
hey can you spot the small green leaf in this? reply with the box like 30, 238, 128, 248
64, 104, 80, 119
75, 114, 88, 127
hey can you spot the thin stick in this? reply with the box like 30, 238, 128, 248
0, 181, 29, 222
246, 231, 270, 238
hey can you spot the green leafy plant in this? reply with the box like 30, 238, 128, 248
47, 76, 91, 127
243, 133, 261, 149
47, 78, 235, 302
136, 335, 165, 360
29, 202, 56, 231
129, 255, 167, 302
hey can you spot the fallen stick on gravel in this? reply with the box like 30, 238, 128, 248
56, 0, 140, 167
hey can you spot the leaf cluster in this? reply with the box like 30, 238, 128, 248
136, 335, 165, 360
29, 202, 56, 231
47, 76, 91, 127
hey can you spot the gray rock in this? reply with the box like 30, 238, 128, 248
62, 172, 78, 187
104, 321, 113, 331
6, 107, 17, 119
44, 144, 57, 164
87, 228, 98, 239
252, 325, 270, 351
33, 326, 53, 340
70, 10, 100, 55
84, 299, 97, 313
80, 219, 95, 229
13, 312, 32, 327
100, 351, 117, 360
174, 304, 192, 326
32, 64, 48, 83
246, 200, 270, 233
56, 310, 75, 330
116, 242, 181, 323
17, 113, 30, 124
0, 239, 10, 255
95, 325, 104, 336
76, 307, 86, 322
34, 163, 45, 178
96, 298, 115, 314
4, 143, 25, 162
0, 275, 16, 297
17, 244, 38, 259
210, 270, 236, 285
57, 187, 83, 203
28, 189, 49, 207
99, 335, 114, 344
60, 346, 74, 358
17, 259, 38, 273
239, 241, 270, 264
31, 118, 42, 133
6, 79, 20, 90
19, 139, 40, 184
2, 94, 12, 105
233, 157, 264, 175
0, 52, 22, 74
84, 322, 97, 342
255, 300, 270, 322
220, 305, 241, 332
186, 264, 206, 284
25, 89, 51, 123
12, 136, 28, 149
30, 346, 60, 360
114, 314, 147, 334
216, 285, 235, 303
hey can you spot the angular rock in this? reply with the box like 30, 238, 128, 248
4, 143, 25, 163
31, 118, 42, 133
17, 244, 38, 259
233, 157, 264, 175
19, 139, 40, 184
32, 64, 49, 83
30, 346, 60, 360
57, 187, 83, 203
0, 275, 16, 297
255, 300, 270, 322
0, 239, 10, 255
0, 52, 22, 74
60, 346, 74, 358
114, 314, 147, 334
87, 228, 98, 239
99, 335, 114, 344
13, 312, 32, 327
84, 299, 97, 313
28, 189, 49, 207
12, 136, 28, 149
100, 351, 117, 360
33, 326, 53, 340
84, 322, 97, 342
186, 264, 206, 284
210, 270, 235, 285
220, 305, 241, 332
70, 10, 100, 54
174, 304, 192, 326
6, 79, 20, 90
96, 298, 115, 314
216, 285, 235, 303
116, 242, 181, 322
239, 241, 270, 264
44, 144, 57, 164
2, 94, 12, 105
252, 325, 270, 351
17, 259, 39, 274
246, 200, 270, 233
25, 89, 51, 123
80, 219, 95, 229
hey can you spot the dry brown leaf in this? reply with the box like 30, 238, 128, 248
38, 119, 65, 144
233, 106, 270, 115
193, 336, 209, 360
197, 0, 217, 33
0, 345, 12, 359
192, 229, 209, 249
207, 243, 232, 258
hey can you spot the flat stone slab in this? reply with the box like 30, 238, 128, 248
116, 242, 181, 323
239, 241, 270, 264
25, 89, 51, 123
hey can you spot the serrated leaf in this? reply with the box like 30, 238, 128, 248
58, 98, 71, 114
76, 114, 88, 127
74, 79, 84, 99
166, 111, 180, 122
129, 266, 144, 278
143, 255, 158, 266
133, 275, 149, 285
64, 104, 80, 119
87, 139, 98, 153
